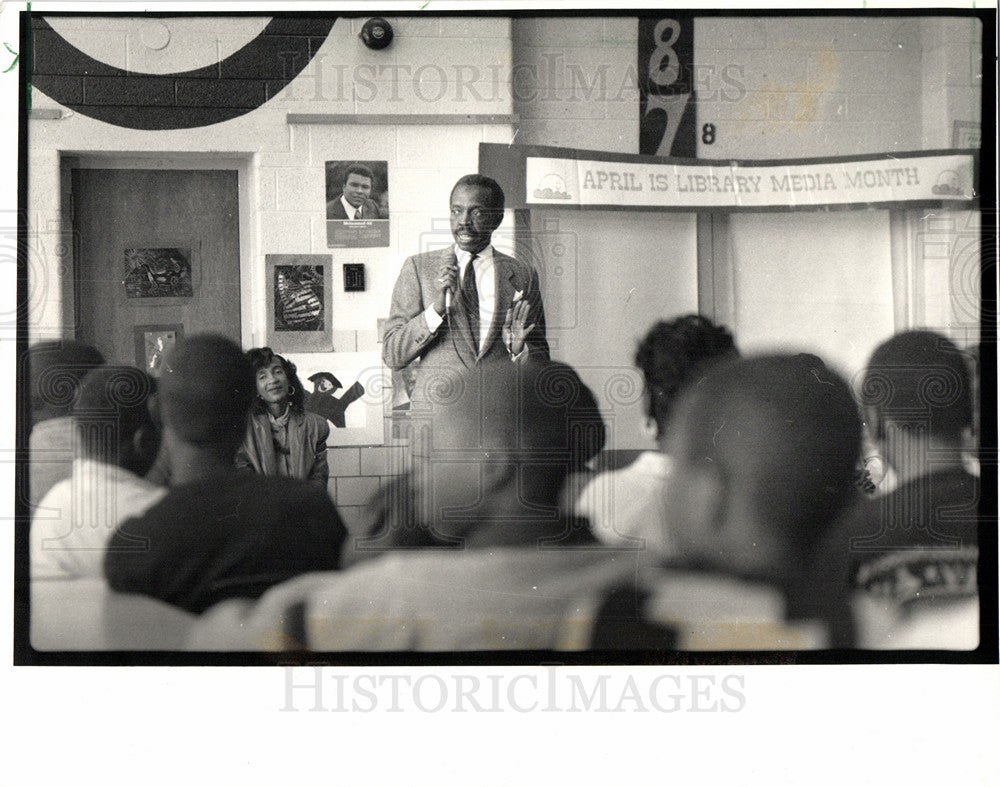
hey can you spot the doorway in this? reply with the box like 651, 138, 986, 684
71, 167, 242, 367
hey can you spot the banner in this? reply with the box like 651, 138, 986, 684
525, 152, 976, 211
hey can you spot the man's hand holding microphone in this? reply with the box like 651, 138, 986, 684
433, 256, 459, 316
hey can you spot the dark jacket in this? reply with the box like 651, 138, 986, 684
105, 471, 347, 614
327, 197, 382, 220
236, 409, 330, 489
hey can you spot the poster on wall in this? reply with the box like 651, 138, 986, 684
283, 351, 388, 446
123, 247, 193, 298
265, 254, 333, 353
325, 160, 390, 248
133, 323, 182, 377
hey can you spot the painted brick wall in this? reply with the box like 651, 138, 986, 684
29, 15, 513, 344
511, 17, 639, 154
31, 16, 335, 129
27, 14, 514, 517
511, 15, 980, 159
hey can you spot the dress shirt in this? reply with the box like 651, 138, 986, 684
341, 195, 363, 219
31, 458, 167, 579
423, 245, 497, 354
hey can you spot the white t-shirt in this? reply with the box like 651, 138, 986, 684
574, 451, 675, 557
31, 458, 167, 579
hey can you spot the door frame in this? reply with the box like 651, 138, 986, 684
60, 152, 257, 351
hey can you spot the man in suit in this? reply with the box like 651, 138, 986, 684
382, 173, 549, 409
326, 163, 382, 220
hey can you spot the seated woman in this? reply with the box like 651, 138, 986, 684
236, 347, 329, 489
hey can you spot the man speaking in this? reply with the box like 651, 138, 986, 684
382, 174, 549, 408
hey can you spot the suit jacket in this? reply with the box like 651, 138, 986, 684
382, 247, 550, 407
236, 409, 330, 489
327, 197, 382, 220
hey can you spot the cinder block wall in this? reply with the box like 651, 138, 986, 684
28, 14, 982, 506
27, 15, 514, 527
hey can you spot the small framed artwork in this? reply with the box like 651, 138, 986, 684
343, 263, 366, 292
265, 254, 334, 353
325, 160, 390, 248
133, 324, 183, 377
124, 247, 193, 298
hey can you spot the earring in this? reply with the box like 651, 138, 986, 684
288, 385, 296, 396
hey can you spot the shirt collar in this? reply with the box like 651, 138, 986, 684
455, 244, 493, 271
341, 195, 360, 217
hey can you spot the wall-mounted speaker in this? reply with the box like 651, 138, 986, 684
359, 18, 393, 50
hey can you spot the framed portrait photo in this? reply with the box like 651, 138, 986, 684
325, 160, 390, 248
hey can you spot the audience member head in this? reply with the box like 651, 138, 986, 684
636, 314, 738, 439
157, 334, 254, 464
71, 366, 160, 475
415, 358, 604, 541
661, 353, 861, 584
859, 331, 973, 475
28, 340, 105, 425
246, 347, 306, 414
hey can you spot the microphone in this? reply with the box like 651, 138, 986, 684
443, 252, 458, 313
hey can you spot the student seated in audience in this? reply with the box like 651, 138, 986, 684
104, 335, 347, 615
585, 353, 863, 650
575, 314, 737, 556
236, 347, 330, 489
819, 330, 980, 649
187, 359, 641, 652
351, 358, 608, 564
27, 340, 105, 506
346, 471, 430, 565
31, 366, 165, 579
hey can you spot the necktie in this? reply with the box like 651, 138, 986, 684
461, 255, 480, 351
354, 207, 362, 219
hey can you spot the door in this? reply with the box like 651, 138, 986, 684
72, 168, 241, 367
